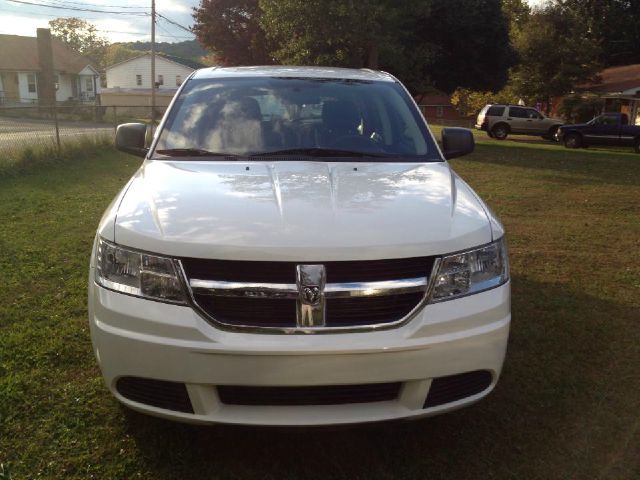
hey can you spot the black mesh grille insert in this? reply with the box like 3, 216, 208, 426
116, 376, 194, 413
181, 256, 435, 283
183, 256, 433, 328
424, 370, 493, 408
218, 382, 402, 406
192, 292, 424, 328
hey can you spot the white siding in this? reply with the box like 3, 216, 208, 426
56, 73, 74, 102
18, 72, 38, 102
106, 55, 194, 89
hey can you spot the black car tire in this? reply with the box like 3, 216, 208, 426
564, 133, 581, 149
491, 124, 509, 140
635, 138, 640, 153
547, 125, 560, 142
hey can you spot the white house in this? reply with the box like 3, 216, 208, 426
0, 34, 100, 105
106, 53, 203, 90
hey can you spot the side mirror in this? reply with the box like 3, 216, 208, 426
441, 127, 474, 160
116, 123, 148, 158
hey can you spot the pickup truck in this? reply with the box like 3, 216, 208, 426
557, 113, 640, 152
89, 66, 510, 426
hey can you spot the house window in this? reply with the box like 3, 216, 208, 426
136, 74, 142, 86
85, 77, 93, 92
27, 73, 37, 93
158, 74, 164, 86
176, 75, 182, 86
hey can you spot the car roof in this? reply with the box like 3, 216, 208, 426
191, 65, 396, 82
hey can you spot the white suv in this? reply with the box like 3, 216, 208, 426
89, 66, 510, 426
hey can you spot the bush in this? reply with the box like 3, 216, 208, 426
558, 94, 603, 123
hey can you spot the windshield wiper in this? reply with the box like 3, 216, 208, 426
155, 148, 238, 158
250, 148, 389, 158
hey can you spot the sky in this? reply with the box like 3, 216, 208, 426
0, 0, 198, 43
0, 0, 547, 45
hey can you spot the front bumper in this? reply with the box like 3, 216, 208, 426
88, 280, 510, 426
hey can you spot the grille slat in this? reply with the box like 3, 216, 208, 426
181, 256, 434, 329
218, 383, 402, 406
181, 257, 435, 283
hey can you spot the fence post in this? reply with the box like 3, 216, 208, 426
53, 102, 61, 153
113, 105, 117, 135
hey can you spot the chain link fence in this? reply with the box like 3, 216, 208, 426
0, 104, 165, 165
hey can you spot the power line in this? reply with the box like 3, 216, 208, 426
156, 12, 191, 34
6, 0, 149, 15
42, 0, 149, 9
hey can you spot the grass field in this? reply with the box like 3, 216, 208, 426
0, 136, 639, 480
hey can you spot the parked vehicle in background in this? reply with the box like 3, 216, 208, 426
476, 104, 563, 141
89, 66, 511, 426
556, 113, 640, 152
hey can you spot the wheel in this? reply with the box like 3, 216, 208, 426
635, 138, 640, 153
491, 124, 509, 140
564, 133, 581, 149
548, 125, 560, 142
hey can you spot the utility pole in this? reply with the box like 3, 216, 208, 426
151, 0, 156, 127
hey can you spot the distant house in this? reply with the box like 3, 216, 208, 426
581, 64, 640, 125
0, 34, 100, 105
413, 93, 465, 122
105, 53, 204, 90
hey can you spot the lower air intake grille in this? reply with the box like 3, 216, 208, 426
424, 370, 493, 408
116, 376, 194, 413
218, 382, 402, 406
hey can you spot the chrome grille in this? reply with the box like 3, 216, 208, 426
179, 256, 438, 333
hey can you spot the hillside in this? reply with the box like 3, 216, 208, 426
117, 39, 207, 62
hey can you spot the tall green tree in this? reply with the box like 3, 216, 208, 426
510, 4, 601, 109
192, 0, 273, 65
402, 0, 516, 94
49, 17, 109, 71
555, 0, 640, 66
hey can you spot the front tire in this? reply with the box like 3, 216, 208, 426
635, 138, 640, 153
547, 125, 560, 142
491, 124, 509, 140
564, 133, 581, 149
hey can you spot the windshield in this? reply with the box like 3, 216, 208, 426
154, 77, 439, 161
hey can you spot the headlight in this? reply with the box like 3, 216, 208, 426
95, 238, 186, 303
431, 238, 509, 302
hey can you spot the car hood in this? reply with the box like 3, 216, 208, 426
108, 160, 493, 260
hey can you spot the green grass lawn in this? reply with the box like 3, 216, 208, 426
0, 141, 639, 480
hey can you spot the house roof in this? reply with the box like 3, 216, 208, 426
0, 34, 97, 74
106, 52, 205, 71
583, 64, 640, 93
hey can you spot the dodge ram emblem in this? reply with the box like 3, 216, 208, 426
302, 286, 321, 305
296, 264, 326, 327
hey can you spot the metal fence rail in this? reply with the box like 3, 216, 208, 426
0, 104, 165, 162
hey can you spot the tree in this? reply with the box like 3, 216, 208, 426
104, 44, 140, 67
259, 0, 410, 69
554, 0, 640, 67
192, 0, 515, 94
192, 0, 273, 65
401, 0, 516, 94
49, 17, 109, 71
509, 4, 601, 110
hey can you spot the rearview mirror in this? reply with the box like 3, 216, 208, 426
116, 123, 148, 158
441, 127, 474, 160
